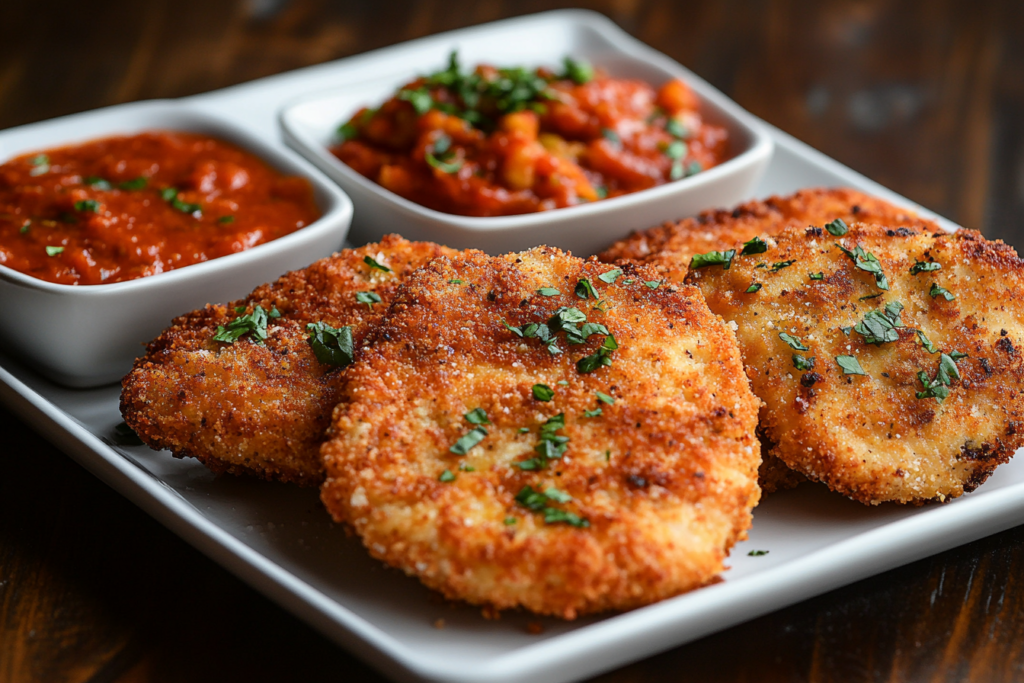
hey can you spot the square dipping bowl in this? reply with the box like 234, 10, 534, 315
0, 100, 353, 388
279, 11, 773, 256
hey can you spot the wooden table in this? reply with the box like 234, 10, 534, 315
2, 1, 1023, 680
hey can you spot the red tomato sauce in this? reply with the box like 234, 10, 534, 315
331, 55, 730, 217
0, 132, 320, 285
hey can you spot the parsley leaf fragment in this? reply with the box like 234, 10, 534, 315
837, 242, 889, 290
690, 249, 736, 270
575, 278, 599, 300
439, 469, 456, 482
836, 355, 867, 376
911, 261, 941, 274
930, 283, 955, 301
770, 260, 796, 272
465, 408, 490, 425
746, 283, 762, 293
809, 272, 824, 280
596, 391, 615, 405
538, 287, 561, 296
45, 245, 64, 256
355, 291, 382, 309
779, 332, 809, 351
74, 199, 100, 213
740, 236, 768, 256
824, 219, 849, 236
793, 355, 815, 371
532, 383, 555, 401
364, 255, 391, 272
577, 335, 617, 373
598, 268, 623, 284
450, 426, 488, 455
853, 301, 904, 345
214, 305, 277, 345
305, 321, 355, 366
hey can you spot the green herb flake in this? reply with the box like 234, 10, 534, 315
690, 249, 736, 270
824, 219, 849, 236
355, 291, 382, 309
504, 516, 517, 525
911, 261, 941, 274
338, 121, 359, 141
916, 330, 940, 353
746, 283, 762, 293
218, 215, 235, 224
449, 278, 464, 284
740, 236, 768, 256
779, 332, 809, 351
563, 56, 595, 84
74, 199, 100, 213
45, 245, 64, 256
364, 255, 392, 273
644, 280, 662, 289
543, 508, 589, 527
930, 283, 955, 301
859, 294, 882, 301
809, 272, 825, 280
29, 154, 49, 175
837, 242, 889, 290
439, 469, 456, 483
598, 268, 623, 284
532, 383, 555, 401
575, 278, 599, 300
665, 140, 687, 160
793, 354, 815, 371
601, 128, 621, 145
19, 221, 30, 234
398, 87, 434, 114
464, 408, 490, 425
450, 426, 488, 455
305, 321, 355, 366
518, 427, 530, 434
502, 320, 524, 337
836, 355, 867, 376
596, 391, 615, 405
84, 176, 112, 190
771, 260, 796, 272
853, 301, 904, 345
577, 335, 617, 374
459, 463, 476, 472
213, 305, 278, 345
583, 408, 603, 418
118, 177, 147, 191
538, 287, 561, 297
748, 549, 770, 557
666, 118, 688, 138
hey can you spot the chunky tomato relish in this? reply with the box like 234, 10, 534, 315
0, 132, 320, 285
332, 54, 730, 217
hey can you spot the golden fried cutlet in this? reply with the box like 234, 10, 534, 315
686, 222, 1024, 505
319, 247, 761, 618
599, 187, 939, 282
120, 235, 457, 486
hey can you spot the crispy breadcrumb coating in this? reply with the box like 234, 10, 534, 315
320, 247, 761, 618
120, 235, 456, 486
687, 222, 1024, 504
599, 187, 939, 282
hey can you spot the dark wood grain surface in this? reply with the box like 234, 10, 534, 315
2, 1, 1024, 681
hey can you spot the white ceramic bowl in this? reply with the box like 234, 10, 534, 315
279, 16, 773, 256
0, 100, 353, 388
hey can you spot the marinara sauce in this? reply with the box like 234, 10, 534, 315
0, 132, 320, 285
332, 54, 730, 217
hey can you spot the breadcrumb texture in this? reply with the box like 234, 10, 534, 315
687, 222, 1024, 504
598, 187, 939, 282
120, 235, 456, 486
320, 247, 761, 618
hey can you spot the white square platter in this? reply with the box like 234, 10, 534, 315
2, 9, 1023, 683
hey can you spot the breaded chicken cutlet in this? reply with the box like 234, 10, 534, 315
320, 247, 762, 619
600, 187, 941, 493
686, 222, 1024, 504
120, 235, 457, 486
598, 187, 939, 282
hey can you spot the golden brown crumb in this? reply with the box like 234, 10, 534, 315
320, 247, 761, 618
120, 235, 457, 485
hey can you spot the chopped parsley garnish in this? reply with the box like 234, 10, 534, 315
504, 516, 517, 525
464, 408, 490, 425
577, 335, 617, 373
793, 354, 815, 371
218, 216, 235, 224
355, 291, 382, 309
665, 140, 687, 160
916, 352, 966, 401
214, 305, 278, 344
563, 56, 594, 84
459, 463, 475, 472
532, 383, 555, 401
853, 301, 904, 345
583, 408, 602, 418
19, 221, 30, 234
450, 426, 488, 455
746, 283, 762, 293
538, 287, 561, 296
161, 188, 201, 215
601, 128, 621, 145
305, 321, 355, 366
118, 177, 147, 191
29, 154, 49, 175
910, 261, 941, 274
594, 185, 608, 199
449, 278, 464, 284
439, 469, 456, 482
364, 255, 391, 272
779, 332, 809, 351
690, 249, 735, 270
514, 485, 588, 527
770, 260, 796, 272
836, 242, 889, 290
557, 380, 569, 386
74, 199, 100, 213
859, 294, 882, 301
45, 245, 64, 256
645, 280, 662, 289
596, 391, 615, 405
666, 118, 688, 138
516, 413, 569, 470
740, 236, 768, 256
84, 176, 111, 190
398, 87, 434, 114
836, 355, 867, 376
598, 268, 622, 284
575, 278, 599, 300
502, 320, 524, 337
425, 133, 463, 173
518, 427, 530, 434
337, 121, 359, 141
930, 283, 955, 301
748, 549, 770, 557
809, 272, 824, 280
916, 330, 939, 353
824, 218, 848, 236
